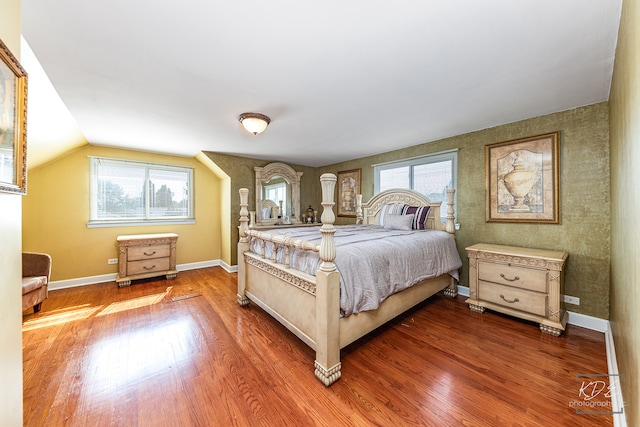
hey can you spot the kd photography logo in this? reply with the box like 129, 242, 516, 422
569, 374, 624, 415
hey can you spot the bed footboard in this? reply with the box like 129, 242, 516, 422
238, 174, 342, 386
237, 175, 459, 387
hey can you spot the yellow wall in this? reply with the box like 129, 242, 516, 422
195, 152, 231, 266
0, 0, 25, 425
23, 146, 223, 281
609, 0, 639, 424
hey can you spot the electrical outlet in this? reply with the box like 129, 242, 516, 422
563, 295, 580, 305
107, 258, 118, 265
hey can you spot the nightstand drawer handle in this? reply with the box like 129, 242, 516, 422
143, 251, 157, 256
500, 273, 520, 282
500, 294, 520, 304
143, 265, 156, 270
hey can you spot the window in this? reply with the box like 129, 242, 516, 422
374, 149, 457, 221
88, 157, 194, 227
264, 181, 287, 211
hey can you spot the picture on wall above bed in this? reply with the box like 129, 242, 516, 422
337, 169, 361, 217
485, 131, 560, 224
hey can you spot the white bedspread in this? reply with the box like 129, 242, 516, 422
249, 225, 462, 316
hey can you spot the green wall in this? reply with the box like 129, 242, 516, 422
207, 103, 610, 319
320, 103, 610, 319
609, 0, 639, 423
203, 152, 319, 265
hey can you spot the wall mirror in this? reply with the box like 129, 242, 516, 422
254, 162, 303, 225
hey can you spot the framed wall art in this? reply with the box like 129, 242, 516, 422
0, 38, 28, 195
337, 169, 361, 217
486, 132, 559, 223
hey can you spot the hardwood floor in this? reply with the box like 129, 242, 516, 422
23, 267, 613, 426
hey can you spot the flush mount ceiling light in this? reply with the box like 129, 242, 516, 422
239, 112, 271, 135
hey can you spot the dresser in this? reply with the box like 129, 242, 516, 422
465, 243, 568, 336
116, 233, 178, 287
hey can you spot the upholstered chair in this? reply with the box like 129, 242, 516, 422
22, 252, 52, 314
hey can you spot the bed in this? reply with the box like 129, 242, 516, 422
237, 173, 461, 386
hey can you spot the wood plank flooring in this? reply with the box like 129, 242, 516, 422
23, 267, 613, 426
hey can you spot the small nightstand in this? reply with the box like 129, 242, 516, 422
465, 243, 568, 336
116, 233, 178, 287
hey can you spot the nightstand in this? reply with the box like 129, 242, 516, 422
116, 233, 178, 287
465, 243, 568, 336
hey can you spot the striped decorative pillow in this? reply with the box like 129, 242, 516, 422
401, 205, 431, 230
378, 203, 405, 226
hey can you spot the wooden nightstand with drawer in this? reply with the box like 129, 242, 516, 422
116, 233, 178, 287
465, 243, 568, 336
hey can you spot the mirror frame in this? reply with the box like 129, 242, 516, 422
254, 162, 303, 225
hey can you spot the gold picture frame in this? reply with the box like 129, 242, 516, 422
486, 132, 559, 223
337, 169, 361, 217
0, 38, 28, 194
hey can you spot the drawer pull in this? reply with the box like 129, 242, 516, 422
500, 294, 520, 304
143, 265, 156, 270
500, 273, 520, 282
143, 251, 157, 256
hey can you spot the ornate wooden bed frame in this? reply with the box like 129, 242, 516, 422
237, 173, 458, 386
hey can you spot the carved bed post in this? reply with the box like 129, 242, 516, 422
444, 188, 458, 297
315, 173, 341, 386
445, 188, 456, 234
237, 188, 250, 306
355, 194, 363, 224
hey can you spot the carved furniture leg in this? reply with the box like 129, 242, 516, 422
237, 245, 250, 306
237, 188, 251, 306
443, 277, 458, 298
540, 324, 562, 336
469, 304, 485, 313
314, 268, 341, 386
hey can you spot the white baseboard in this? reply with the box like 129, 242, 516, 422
457, 285, 470, 297
606, 324, 627, 427
567, 311, 608, 332
49, 259, 224, 290
49, 273, 118, 290
219, 260, 237, 273
176, 260, 220, 271
456, 285, 609, 332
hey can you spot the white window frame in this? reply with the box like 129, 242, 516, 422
373, 149, 458, 222
264, 181, 288, 213
88, 157, 195, 228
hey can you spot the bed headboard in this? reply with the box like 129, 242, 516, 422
358, 188, 456, 233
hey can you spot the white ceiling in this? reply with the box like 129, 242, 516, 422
21, 0, 622, 167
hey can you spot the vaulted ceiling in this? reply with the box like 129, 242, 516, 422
21, 1, 622, 168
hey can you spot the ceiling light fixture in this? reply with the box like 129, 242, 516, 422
239, 112, 271, 135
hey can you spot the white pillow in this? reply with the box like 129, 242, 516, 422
378, 203, 406, 226
383, 214, 414, 231
261, 207, 272, 219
